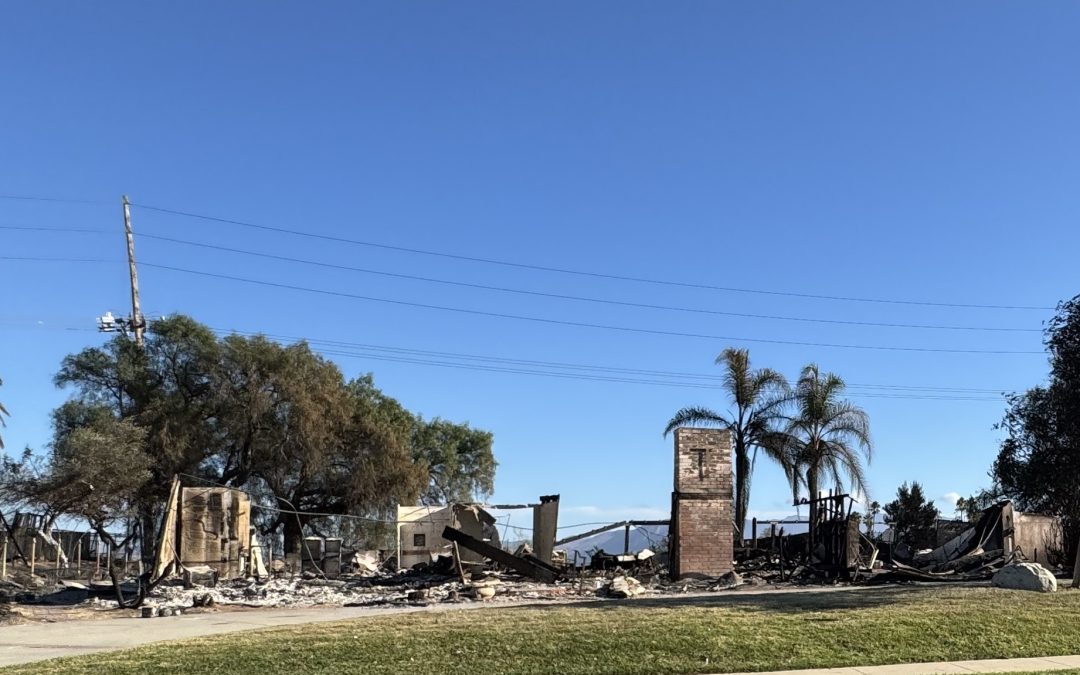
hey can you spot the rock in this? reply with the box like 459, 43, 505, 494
475, 585, 496, 600
992, 562, 1057, 593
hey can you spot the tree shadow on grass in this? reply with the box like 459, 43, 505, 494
521, 584, 934, 615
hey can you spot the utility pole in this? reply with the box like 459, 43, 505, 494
122, 195, 145, 347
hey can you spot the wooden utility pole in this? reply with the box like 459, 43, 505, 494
122, 195, 145, 347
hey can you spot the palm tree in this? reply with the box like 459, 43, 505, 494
663, 348, 790, 540
781, 364, 872, 531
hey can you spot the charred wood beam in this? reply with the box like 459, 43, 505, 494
441, 526, 558, 583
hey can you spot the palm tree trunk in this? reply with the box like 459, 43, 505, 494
734, 442, 750, 545
807, 466, 819, 549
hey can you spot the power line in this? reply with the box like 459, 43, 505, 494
217, 328, 1013, 394
131, 202, 1055, 311
0, 315, 1015, 395
1, 226, 1041, 332
0, 255, 115, 264
140, 262, 1042, 354
207, 328, 1009, 401
316, 349, 1003, 401
135, 232, 1041, 333
0, 194, 109, 205
0, 225, 110, 234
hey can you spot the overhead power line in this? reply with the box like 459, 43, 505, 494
209, 327, 1005, 401
314, 351, 1005, 401
0, 255, 115, 264
0, 194, 109, 205
0, 225, 110, 234
219, 329, 1013, 394
131, 202, 1055, 311
136, 261, 1042, 354
1, 225, 1041, 332
134, 232, 1040, 333
1, 316, 1013, 395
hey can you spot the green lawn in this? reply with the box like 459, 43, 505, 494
12, 586, 1080, 675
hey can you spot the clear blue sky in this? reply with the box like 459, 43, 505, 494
2, 3, 1078, 535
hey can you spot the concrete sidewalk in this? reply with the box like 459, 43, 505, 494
718, 655, 1080, 675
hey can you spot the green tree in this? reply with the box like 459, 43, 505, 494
664, 348, 791, 540
954, 496, 974, 522
38, 315, 473, 557
993, 295, 1080, 560
883, 482, 939, 549
780, 364, 872, 528
53, 316, 222, 556
412, 417, 496, 505
956, 487, 1002, 522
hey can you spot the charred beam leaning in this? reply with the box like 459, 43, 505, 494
442, 526, 558, 583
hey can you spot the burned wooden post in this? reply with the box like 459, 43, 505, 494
752, 518, 758, 549
0, 512, 27, 565
442, 526, 558, 583
779, 533, 787, 582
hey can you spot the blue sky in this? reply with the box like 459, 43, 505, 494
2, 3, 1078, 537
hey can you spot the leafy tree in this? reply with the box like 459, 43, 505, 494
26, 315, 483, 557
779, 364, 872, 528
883, 482, 939, 549
0, 402, 152, 605
412, 417, 496, 505
956, 486, 1002, 522
664, 348, 791, 540
53, 316, 223, 555
954, 496, 975, 522
993, 294, 1080, 559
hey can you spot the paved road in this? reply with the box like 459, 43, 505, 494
0, 603, 459, 667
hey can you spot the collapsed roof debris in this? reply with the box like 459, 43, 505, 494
871, 501, 1063, 584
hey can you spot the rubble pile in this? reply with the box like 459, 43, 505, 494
141, 568, 614, 611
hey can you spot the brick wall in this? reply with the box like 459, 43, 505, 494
670, 428, 733, 579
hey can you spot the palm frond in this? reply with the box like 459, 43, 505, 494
663, 406, 732, 437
